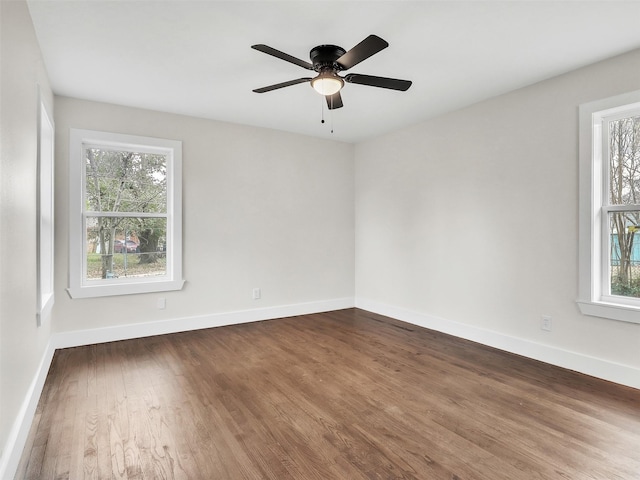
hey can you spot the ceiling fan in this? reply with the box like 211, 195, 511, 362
251, 35, 412, 110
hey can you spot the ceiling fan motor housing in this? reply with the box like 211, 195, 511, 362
310, 45, 347, 72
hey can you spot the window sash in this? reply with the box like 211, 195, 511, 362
81, 144, 169, 214
82, 215, 170, 283
600, 208, 640, 304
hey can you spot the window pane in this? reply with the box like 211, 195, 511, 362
84, 147, 167, 213
608, 115, 640, 205
86, 216, 167, 280
609, 211, 640, 297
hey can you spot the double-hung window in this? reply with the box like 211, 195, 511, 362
578, 91, 640, 323
68, 129, 184, 298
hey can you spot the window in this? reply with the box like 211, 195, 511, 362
68, 129, 184, 298
37, 98, 55, 324
578, 90, 640, 323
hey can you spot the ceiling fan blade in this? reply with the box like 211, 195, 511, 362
344, 73, 412, 91
326, 91, 343, 110
253, 78, 312, 93
336, 35, 389, 70
251, 44, 314, 70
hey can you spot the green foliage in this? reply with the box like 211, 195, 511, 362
611, 278, 640, 298
86, 253, 166, 280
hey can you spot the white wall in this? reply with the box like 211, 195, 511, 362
355, 48, 640, 384
0, 0, 54, 473
53, 97, 355, 335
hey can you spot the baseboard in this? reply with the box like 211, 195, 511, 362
52, 297, 355, 349
1, 297, 354, 480
0, 340, 56, 480
356, 298, 640, 390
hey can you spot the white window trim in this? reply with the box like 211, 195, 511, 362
67, 129, 184, 298
577, 90, 640, 324
37, 95, 55, 324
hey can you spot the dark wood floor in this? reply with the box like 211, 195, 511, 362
16, 308, 640, 479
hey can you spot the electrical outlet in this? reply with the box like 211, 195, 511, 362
541, 315, 552, 331
253, 288, 261, 300
157, 297, 166, 310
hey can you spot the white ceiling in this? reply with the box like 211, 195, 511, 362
27, 1, 640, 143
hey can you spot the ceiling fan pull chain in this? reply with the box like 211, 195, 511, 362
330, 97, 334, 134
321, 96, 325, 124
329, 95, 333, 133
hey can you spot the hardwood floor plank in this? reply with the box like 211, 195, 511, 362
15, 308, 640, 479
49, 368, 79, 479
16, 411, 44, 480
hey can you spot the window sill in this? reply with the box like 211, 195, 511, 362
67, 279, 185, 299
577, 299, 640, 324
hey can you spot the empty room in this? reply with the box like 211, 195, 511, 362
2, 1, 640, 479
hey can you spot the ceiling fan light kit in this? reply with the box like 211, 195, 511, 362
310, 71, 344, 96
251, 35, 412, 111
